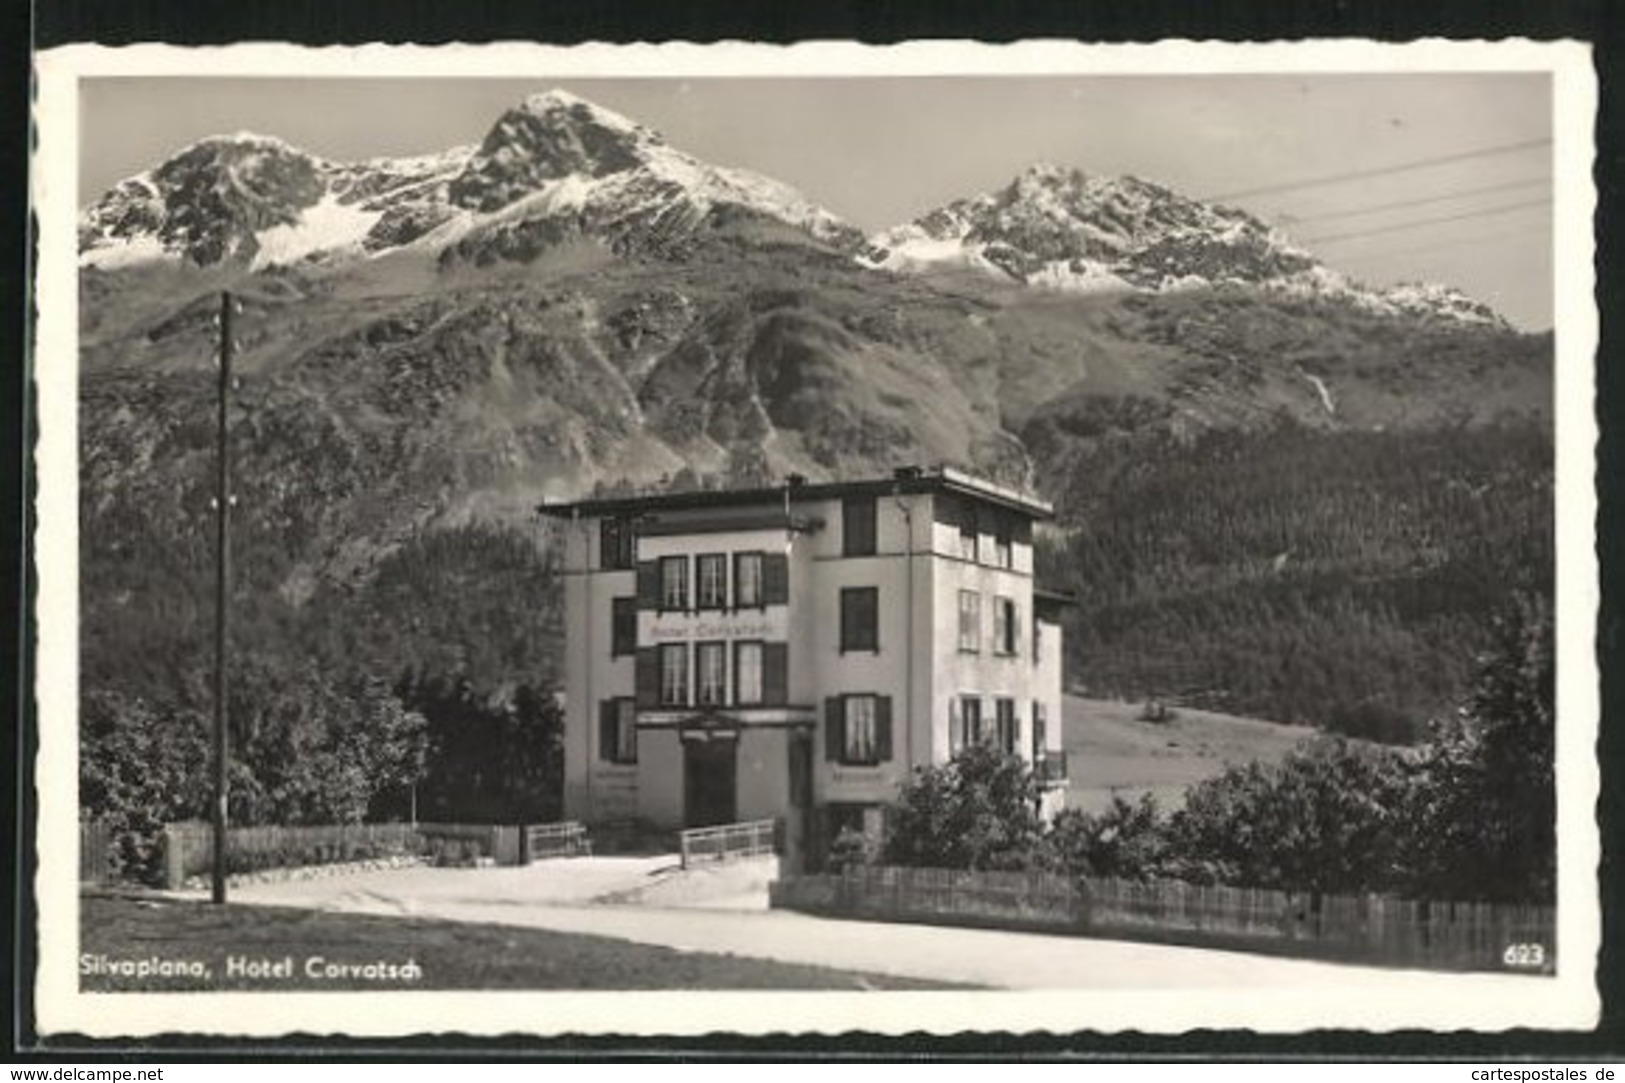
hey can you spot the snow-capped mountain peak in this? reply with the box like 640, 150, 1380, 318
863, 162, 1503, 326
861, 161, 1313, 297
79, 89, 860, 272
77, 96, 1508, 326
519, 88, 650, 138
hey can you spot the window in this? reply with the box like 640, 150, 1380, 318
843, 496, 877, 557
959, 695, 983, 749
840, 587, 879, 653
659, 555, 688, 611
1033, 614, 1043, 658
611, 596, 637, 657
735, 641, 764, 705
994, 596, 1019, 656
825, 804, 870, 845
958, 590, 982, 653
734, 552, 764, 609
1032, 699, 1048, 762
696, 553, 727, 609
959, 506, 979, 562
600, 517, 636, 570
826, 694, 892, 766
843, 695, 879, 764
696, 641, 727, 706
659, 643, 689, 706
995, 698, 1018, 755
599, 698, 637, 764
994, 518, 1013, 569
762, 552, 790, 605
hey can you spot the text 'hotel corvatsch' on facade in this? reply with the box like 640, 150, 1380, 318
539, 466, 1072, 866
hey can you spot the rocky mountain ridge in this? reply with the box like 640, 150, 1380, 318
83, 91, 1505, 328
80, 89, 863, 275
861, 163, 1506, 328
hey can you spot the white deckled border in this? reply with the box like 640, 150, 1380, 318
31, 37, 1599, 1038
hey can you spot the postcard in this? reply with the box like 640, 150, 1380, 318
31, 38, 1600, 1038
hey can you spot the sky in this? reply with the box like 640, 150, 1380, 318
79, 74, 1554, 328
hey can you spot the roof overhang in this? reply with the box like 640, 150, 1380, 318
1034, 586, 1079, 610
538, 467, 1054, 523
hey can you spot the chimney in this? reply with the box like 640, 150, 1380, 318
786, 473, 808, 488
892, 465, 922, 480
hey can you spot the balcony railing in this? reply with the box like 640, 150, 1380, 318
1034, 751, 1069, 786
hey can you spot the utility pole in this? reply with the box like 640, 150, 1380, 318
212, 291, 235, 905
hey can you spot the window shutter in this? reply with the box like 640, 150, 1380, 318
763, 643, 788, 705
825, 697, 842, 761
598, 700, 615, 761
762, 552, 789, 604
948, 697, 962, 756
875, 696, 893, 762
635, 561, 659, 609
1012, 602, 1022, 655
634, 648, 659, 708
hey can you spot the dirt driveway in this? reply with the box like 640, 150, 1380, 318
221, 856, 1555, 1009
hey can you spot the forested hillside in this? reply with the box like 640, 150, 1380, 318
1035, 421, 1552, 740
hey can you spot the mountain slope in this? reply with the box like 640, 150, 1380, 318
75, 88, 1554, 745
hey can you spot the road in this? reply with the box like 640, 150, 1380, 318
223, 858, 1551, 994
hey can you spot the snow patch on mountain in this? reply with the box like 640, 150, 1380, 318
1378, 282, 1505, 326
81, 233, 169, 270
865, 231, 1016, 278
251, 194, 384, 269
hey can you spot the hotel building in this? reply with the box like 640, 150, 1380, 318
539, 466, 1070, 863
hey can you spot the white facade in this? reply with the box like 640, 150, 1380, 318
542, 467, 1069, 865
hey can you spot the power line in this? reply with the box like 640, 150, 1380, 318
1280, 176, 1549, 225
1300, 197, 1551, 246
1329, 222, 1548, 264
1208, 138, 1553, 202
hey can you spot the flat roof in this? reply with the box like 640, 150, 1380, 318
538, 466, 1054, 521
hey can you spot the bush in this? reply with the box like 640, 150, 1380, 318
1049, 794, 1170, 880
883, 743, 1050, 871
826, 827, 877, 873
1163, 737, 1413, 894
1401, 593, 1554, 903
856, 603, 1554, 907
79, 691, 210, 883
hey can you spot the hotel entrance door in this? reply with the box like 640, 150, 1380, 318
683, 737, 737, 828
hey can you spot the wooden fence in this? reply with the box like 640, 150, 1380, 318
522, 821, 592, 862
769, 864, 1556, 974
80, 820, 114, 885
417, 823, 522, 867
158, 821, 526, 887
679, 818, 778, 869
